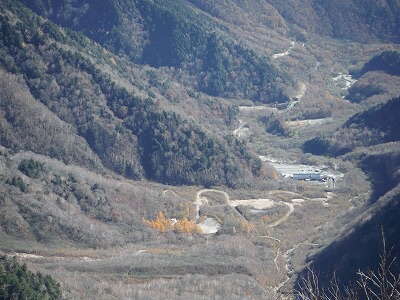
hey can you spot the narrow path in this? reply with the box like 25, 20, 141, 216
9, 252, 100, 262
195, 189, 230, 221
195, 189, 297, 228
232, 119, 248, 137
274, 248, 281, 272
163, 190, 177, 197
195, 188, 321, 293
116, 181, 133, 188
272, 41, 295, 59
239, 105, 270, 111
268, 202, 294, 228
286, 82, 306, 109
294, 82, 306, 100
259, 235, 281, 243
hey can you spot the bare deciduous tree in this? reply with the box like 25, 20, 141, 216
296, 229, 399, 300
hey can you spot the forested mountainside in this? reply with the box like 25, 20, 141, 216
304, 50, 400, 157
1, 0, 400, 298
274, 0, 400, 42
359, 50, 400, 76
189, 0, 400, 42
20, 0, 400, 44
347, 50, 400, 103
0, 0, 265, 188
304, 96, 400, 156
19, 0, 292, 103
0, 255, 61, 299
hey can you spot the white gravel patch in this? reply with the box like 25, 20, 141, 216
199, 218, 221, 234
230, 199, 275, 209
291, 198, 305, 203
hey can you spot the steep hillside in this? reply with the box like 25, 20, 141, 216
187, 0, 290, 35
359, 146, 400, 200
188, 0, 400, 42
0, 149, 181, 247
1, 0, 400, 298
270, 0, 400, 42
298, 49, 400, 292
19, 0, 292, 103
347, 50, 400, 103
0, 0, 265, 188
359, 50, 400, 76
297, 144, 400, 292
304, 96, 400, 156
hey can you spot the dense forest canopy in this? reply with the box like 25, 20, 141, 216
0, 255, 61, 299
19, 0, 292, 103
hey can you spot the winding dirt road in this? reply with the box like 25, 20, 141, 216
195, 189, 296, 228
272, 41, 295, 59
195, 189, 230, 221
268, 202, 295, 228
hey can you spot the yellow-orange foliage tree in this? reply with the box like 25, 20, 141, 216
142, 212, 201, 234
142, 211, 173, 233
174, 218, 201, 234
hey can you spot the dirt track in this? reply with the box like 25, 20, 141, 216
195, 189, 297, 232
268, 202, 294, 228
